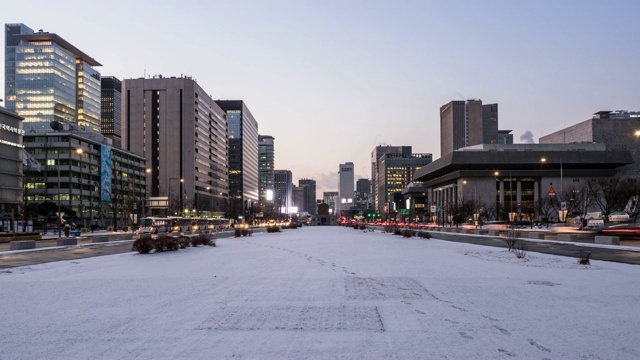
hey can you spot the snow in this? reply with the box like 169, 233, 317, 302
1, 227, 639, 360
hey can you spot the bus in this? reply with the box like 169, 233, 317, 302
137, 217, 180, 234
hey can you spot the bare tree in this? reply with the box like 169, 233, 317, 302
586, 177, 636, 222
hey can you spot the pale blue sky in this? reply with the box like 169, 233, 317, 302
3, 0, 639, 194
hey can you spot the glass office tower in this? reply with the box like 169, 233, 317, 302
4, 23, 101, 129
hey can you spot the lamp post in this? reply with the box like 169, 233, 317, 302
494, 171, 513, 222
180, 178, 184, 217
168, 177, 184, 216
56, 147, 62, 237
143, 168, 151, 218
75, 148, 83, 229
541, 157, 564, 221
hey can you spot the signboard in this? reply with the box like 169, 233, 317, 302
560, 202, 567, 210
398, 209, 410, 215
587, 219, 604, 226
608, 213, 630, 222
430, 205, 436, 213
548, 187, 556, 196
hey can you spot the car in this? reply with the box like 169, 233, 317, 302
599, 224, 640, 240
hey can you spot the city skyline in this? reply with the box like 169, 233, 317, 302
2, 1, 639, 195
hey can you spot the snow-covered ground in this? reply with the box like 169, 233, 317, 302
1, 226, 639, 360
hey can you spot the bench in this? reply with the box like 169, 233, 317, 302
594, 236, 620, 245
9, 240, 36, 250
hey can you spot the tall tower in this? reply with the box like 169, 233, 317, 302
337, 162, 355, 216
122, 76, 229, 216
371, 145, 411, 212
5, 24, 102, 129
440, 100, 498, 156
258, 135, 275, 208
216, 100, 259, 220
101, 76, 122, 148
355, 178, 371, 211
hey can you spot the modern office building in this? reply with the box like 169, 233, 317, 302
440, 100, 498, 156
23, 123, 146, 230
215, 100, 259, 220
539, 110, 640, 176
299, 178, 317, 215
0, 106, 24, 228
337, 162, 354, 216
5, 24, 102, 130
355, 178, 371, 211
374, 147, 432, 216
258, 135, 275, 208
100, 76, 122, 148
122, 76, 228, 217
292, 186, 305, 213
274, 169, 292, 215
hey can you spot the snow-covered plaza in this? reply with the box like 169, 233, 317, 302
1, 226, 639, 359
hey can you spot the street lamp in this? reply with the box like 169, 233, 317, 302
541, 156, 564, 222
180, 178, 184, 217
494, 171, 514, 221
143, 168, 151, 217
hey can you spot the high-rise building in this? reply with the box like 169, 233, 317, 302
440, 100, 498, 156
355, 178, 371, 211
298, 178, 317, 215
337, 162, 354, 216
5, 24, 102, 130
371, 145, 411, 212
292, 186, 305, 213
498, 130, 514, 144
274, 170, 292, 215
122, 76, 228, 217
371, 145, 432, 215
215, 100, 259, 220
101, 76, 122, 148
258, 135, 275, 208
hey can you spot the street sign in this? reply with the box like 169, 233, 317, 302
430, 205, 436, 213
548, 187, 556, 196
560, 202, 567, 210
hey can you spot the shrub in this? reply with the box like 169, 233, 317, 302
393, 228, 402, 236
107, 226, 114, 231
235, 228, 242, 237
579, 251, 591, 265
132, 237, 154, 254
153, 235, 179, 252
266, 225, 281, 233
359, 224, 366, 230
384, 226, 394, 233
402, 229, 414, 238
192, 233, 213, 246
178, 236, 191, 249
417, 231, 431, 239
242, 228, 249, 236
505, 229, 520, 251
514, 242, 528, 259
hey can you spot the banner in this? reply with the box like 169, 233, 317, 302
101, 144, 112, 201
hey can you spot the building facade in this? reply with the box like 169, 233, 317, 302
299, 178, 317, 215
371, 145, 412, 212
376, 152, 432, 216
292, 186, 305, 213
258, 135, 275, 208
215, 100, 259, 220
337, 162, 354, 216
539, 110, 640, 176
355, 178, 371, 212
322, 191, 338, 214
23, 124, 146, 230
122, 76, 229, 217
0, 106, 24, 227
412, 143, 633, 225
274, 169, 292, 216
5, 24, 102, 130
100, 76, 122, 148
440, 100, 498, 156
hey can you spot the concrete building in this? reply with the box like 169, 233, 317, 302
122, 76, 228, 217
540, 110, 640, 176
299, 178, 317, 215
23, 123, 146, 230
412, 143, 633, 224
216, 100, 259, 220
5, 24, 102, 130
100, 76, 122, 148
337, 162, 354, 216
372, 145, 432, 216
274, 170, 292, 216
0, 106, 24, 229
498, 130, 513, 144
258, 135, 275, 208
292, 186, 305, 213
440, 100, 498, 156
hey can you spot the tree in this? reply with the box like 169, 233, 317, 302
586, 177, 637, 223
